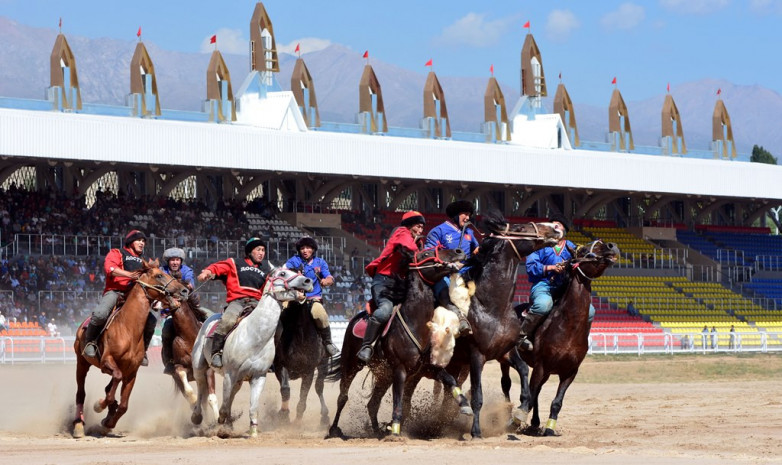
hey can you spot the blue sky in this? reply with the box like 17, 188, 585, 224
2, 0, 781, 105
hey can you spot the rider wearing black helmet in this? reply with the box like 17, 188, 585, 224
284, 236, 340, 357
197, 237, 273, 368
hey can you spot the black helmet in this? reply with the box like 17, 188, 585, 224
548, 214, 570, 233
124, 229, 146, 247
244, 237, 266, 256
445, 199, 475, 219
295, 236, 318, 253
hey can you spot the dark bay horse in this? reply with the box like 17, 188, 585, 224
515, 240, 619, 436
273, 299, 340, 425
72, 259, 189, 437
327, 245, 468, 439
167, 298, 216, 413
414, 213, 564, 438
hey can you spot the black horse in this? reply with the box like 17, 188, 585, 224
327, 245, 468, 439
513, 240, 619, 436
274, 299, 340, 425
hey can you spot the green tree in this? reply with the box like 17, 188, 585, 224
751, 145, 778, 164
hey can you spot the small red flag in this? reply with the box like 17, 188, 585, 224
490, 64, 494, 75
717, 88, 722, 95
523, 20, 530, 29
559, 72, 562, 80
611, 77, 617, 85
667, 82, 670, 92
137, 26, 142, 38
425, 58, 433, 67
59, 17, 62, 29
362, 50, 369, 59
209, 35, 216, 44
295, 43, 300, 53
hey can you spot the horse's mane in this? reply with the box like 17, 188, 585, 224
184, 299, 209, 322
463, 209, 508, 281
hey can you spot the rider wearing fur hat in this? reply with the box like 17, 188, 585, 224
160, 247, 204, 375
518, 214, 594, 351
284, 236, 340, 357
197, 237, 273, 368
358, 211, 426, 363
82, 230, 157, 366
425, 199, 479, 336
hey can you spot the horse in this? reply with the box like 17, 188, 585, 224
166, 297, 217, 418
327, 245, 471, 439
71, 259, 189, 438
405, 213, 565, 439
190, 268, 313, 437
513, 239, 619, 436
273, 298, 341, 426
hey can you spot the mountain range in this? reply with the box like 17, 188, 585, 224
1, 16, 779, 158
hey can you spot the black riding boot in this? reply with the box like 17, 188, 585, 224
161, 319, 175, 375
357, 317, 383, 364
518, 313, 545, 351
210, 333, 227, 368
318, 326, 340, 357
438, 288, 472, 336
141, 313, 156, 367
82, 319, 104, 358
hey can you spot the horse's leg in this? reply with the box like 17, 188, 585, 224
526, 367, 550, 433
103, 372, 137, 430
206, 369, 218, 421
367, 374, 392, 435
248, 374, 268, 438
295, 371, 315, 422
275, 366, 291, 423
315, 358, 329, 426
500, 360, 512, 403
175, 366, 197, 405
72, 355, 90, 438
326, 355, 363, 438
508, 349, 532, 426
467, 348, 487, 439
432, 377, 443, 403
434, 368, 473, 416
388, 366, 407, 436
191, 362, 207, 425
400, 372, 419, 429
542, 370, 578, 437
219, 372, 242, 426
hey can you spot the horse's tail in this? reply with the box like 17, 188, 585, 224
323, 353, 342, 382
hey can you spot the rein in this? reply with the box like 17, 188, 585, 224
137, 273, 180, 301
571, 240, 607, 281
489, 222, 544, 261
408, 245, 447, 285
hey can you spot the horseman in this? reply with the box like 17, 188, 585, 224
284, 237, 340, 357
159, 247, 204, 375
425, 199, 479, 336
82, 229, 157, 366
197, 237, 272, 368
357, 211, 426, 363
518, 214, 595, 351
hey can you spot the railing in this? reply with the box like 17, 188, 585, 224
588, 331, 782, 355
592, 295, 779, 312
717, 248, 745, 265
1, 336, 75, 364
754, 255, 782, 272
613, 248, 688, 269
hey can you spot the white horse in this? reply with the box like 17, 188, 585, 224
190, 268, 313, 437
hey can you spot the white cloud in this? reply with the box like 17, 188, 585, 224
545, 9, 580, 43
433, 12, 515, 48
659, 0, 730, 15
277, 37, 332, 55
601, 3, 646, 30
199, 28, 247, 54
749, 0, 782, 14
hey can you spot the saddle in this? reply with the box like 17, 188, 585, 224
351, 307, 400, 339
205, 298, 257, 338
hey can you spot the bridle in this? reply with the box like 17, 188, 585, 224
264, 269, 305, 295
137, 271, 182, 303
409, 245, 454, 285
488, 222, 547, 261
571, 240, 607, 281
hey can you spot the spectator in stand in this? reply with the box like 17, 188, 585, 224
711, 326, 718, 349
47, 319, 60, 337
729, 325, 737, 350
701, 325, 709, 350
0, 310, 6, 331
627, 300, 638, 317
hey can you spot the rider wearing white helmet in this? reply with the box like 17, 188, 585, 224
160, 247, 203, 375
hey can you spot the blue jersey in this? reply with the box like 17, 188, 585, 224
526, 240, 577, 286
285, 255, 331, 299
162, 263, 195, 288
425, 221, 479, 259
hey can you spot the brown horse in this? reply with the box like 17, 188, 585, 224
515, 240, 619, 436
167, 298, 216, 412
72, 259, 189, 437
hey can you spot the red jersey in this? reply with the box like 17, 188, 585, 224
365, 227, 418, 278
206, 257, 271, 303
103, 247, 144, 293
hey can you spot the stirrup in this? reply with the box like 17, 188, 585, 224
140, 353, 149, 366
82, 342, 98, 358
356, 346, 373, 364
211, 352, 223, 368
518, 337, 533, 352
457, 316, 473, 336
325, 343, 340, 357
163, 363, 175, 375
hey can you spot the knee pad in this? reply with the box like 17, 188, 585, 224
310, 301, 329, 329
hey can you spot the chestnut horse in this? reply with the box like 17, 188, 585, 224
72, 259, 189, 437
327, 245, 469, 439
514, 240, 619, 436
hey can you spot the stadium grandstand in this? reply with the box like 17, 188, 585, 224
2, 2, 782, 362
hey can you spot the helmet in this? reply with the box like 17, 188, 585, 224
400, 210, 426, 227
548, 214, 570, 233
162, 247, 185, 261
124, 230, 146, 246
445, 199, 475, 219
244, 237, 267, 256
295, 236, 318, 253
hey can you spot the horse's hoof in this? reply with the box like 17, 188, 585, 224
326, 426, 344, 440
459, 405, 474, 416
542, 428, 560, 437
511, 407, 529, 424
72, 422, 85, 438
218, 414, 227, 425
191, 412, 203, 425
521, 425, 541, 436
249, 424, 259, 438
382, 434, 405, 442
93, 399, 105, 413
320, 415, 330, 428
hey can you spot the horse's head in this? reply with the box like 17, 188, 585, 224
265, 268, 315, 302
482, 211, 564, 258
408, 245, 466, 284
571, 240, 620, 280
137, 258, 190, 309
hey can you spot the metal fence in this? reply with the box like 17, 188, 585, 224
588, 331, 782, 355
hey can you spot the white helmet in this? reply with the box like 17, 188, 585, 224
162, 247, 186, 261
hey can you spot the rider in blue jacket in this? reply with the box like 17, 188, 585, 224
518, 214, 595, 351
159, 247, 199, 374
